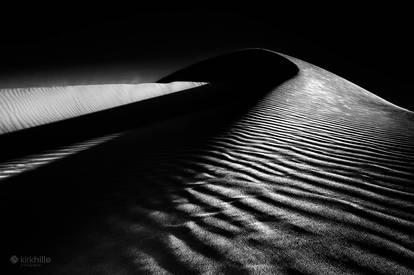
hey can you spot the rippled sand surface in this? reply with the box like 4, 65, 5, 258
2, 55, 414, 274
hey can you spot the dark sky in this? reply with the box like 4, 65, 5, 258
0, 4, 412, 110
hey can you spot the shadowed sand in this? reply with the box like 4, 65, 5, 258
1, 49, 414, 274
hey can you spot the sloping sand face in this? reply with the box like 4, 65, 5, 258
2, 50, 414, 274
0, 81, 206, 134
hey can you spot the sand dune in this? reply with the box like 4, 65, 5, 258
2, 49, 414, 274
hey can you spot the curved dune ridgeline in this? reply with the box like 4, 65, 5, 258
1, 49, 414, 274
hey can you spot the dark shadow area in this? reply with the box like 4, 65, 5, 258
159, 48, 297, 83
0, 49, 298, 162
1, 49, 298, 274
2, 106, 257, 274
0, 6, 412, 110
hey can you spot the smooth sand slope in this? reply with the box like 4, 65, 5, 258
1, 49, 414, 274
0, 81, 205, 134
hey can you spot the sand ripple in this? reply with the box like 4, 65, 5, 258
2, 55, 414, 274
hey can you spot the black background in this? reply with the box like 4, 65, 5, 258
0, 3, 412, 110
